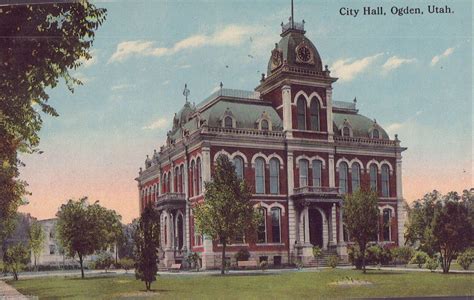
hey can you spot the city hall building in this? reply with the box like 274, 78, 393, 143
136, 17, 406, 269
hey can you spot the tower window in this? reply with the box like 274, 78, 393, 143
297, 96, 306, 130
381, 165, 390, 197
339, 162, 348, 194
310, 99, 320, 131
255, 158, 265, 194
370, 164, 378, 191
351, 163, 361, 192
269, 158, 280, 194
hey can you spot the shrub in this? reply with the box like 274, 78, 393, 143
186, 252, 200, 271
118, 258, 134, 273
456, 249, 473, 270
391, 246, 414, 265
260, 260, 268, 271
95, 252, 114, 271
425, 257, 439, 272
234, 248, 251, 262
3, 244, 30, 280
295, 259, 303, 270
410, 251, 429, 268
328, 255, 339, 268
348, 244, 363, 269
367, 245, 382, 265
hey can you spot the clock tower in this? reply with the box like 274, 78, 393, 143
256, 16, 338, 141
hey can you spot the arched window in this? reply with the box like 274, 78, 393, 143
299, 159, 309, 187
381, 165, 390, 197
175, 166, 180, 192
196, 157, 202, 195
156, 183, 160, 197
255, 158, 265, 194
271, 207, 281, 243
372, 129, 380, 139
180, 165, 185, 193
351, 163, 361, 192
269, 158, 279, 194
312, 160, 322, 187
190, 161, 196, 196
342, 126, 350, 137
257, 208, 267, 243
310, 99, 320, 131
297, 96, 306, 130
233, 156, 244, 180
261, 119, 269, 131
339, 162, 348, 194
224, 116, 233, 128
382, 208, 392, 241
163, 174, 167, 193
193, 217, 202, 246
370, 164, 378, 191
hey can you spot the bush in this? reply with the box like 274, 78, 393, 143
234, 248, 251, 262
425, 257, 439, 272
312, 246, 322, 259
391, 246, 414, 265
348, 244, 363, 269
456, 249, 473, 270
260, 260, 268, 271
3, 244, 29, 280
186, 252, 200, 271
367, 245, 382, 265
410, 251, 429, 268
95, 252, 114, 271
118, 258, 134, 273
328, 255, 338, 268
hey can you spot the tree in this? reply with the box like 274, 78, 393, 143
56, 197, 122, 278
193, 154, 260, 275
3, 243, 29, 280
118, 220, 138, 259
343, 188, 379, 273
0, 1, 106, 246
28, 220, 45, 270
134, 205, 160, 291
406, 190, 474, 273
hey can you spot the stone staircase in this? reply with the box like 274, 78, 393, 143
306, 249, 350, 267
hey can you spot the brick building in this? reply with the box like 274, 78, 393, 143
136, 17, 406, 269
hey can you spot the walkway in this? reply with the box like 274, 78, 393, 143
0, 280, 33, 300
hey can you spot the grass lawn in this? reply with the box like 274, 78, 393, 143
9, 269, 474, 299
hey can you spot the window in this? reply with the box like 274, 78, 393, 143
261, 119, 269, 131
196, 158, 202, 195
381, 165, 390, 197
372, 129, 380, 139
339, 162, 348, 194
233, 156, 244, 180
255, 158, 265, 194
342, 126, 350, 137
180, 165, 185, 193
257, 208, 267, 243
49, 244, 56, 255
269, 158, 279, 194
312, 160, 322, 187
175, 166, 180, 192
191, 161, 196, 196
167, 173, 171, 193
271, 208, 281, 243
297, 96, 306, 130
382, 208, 392, 241
370, 164, 378, 191
299, 159, 309, 187
193, 219, 202, 246
310, 99, 320, 131
224, 116, 233, 128
351, 163, 361, 192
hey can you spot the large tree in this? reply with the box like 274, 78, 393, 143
0, 1, 106, 245
28, 220, 46, 270
56, 197, 122, 278
406, 190, 473, 273
193, 154, 260, 275
134, 206, 160, 292
343, 188, 380, 273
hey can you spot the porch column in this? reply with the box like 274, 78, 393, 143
338, 205, 344, 243
304, 208, 310, 244
331, 203, 337, 245
287, 151, 297, 261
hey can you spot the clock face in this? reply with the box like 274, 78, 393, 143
297, 46, 312, 63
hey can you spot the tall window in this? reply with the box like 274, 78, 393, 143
382, 209, 392, 241
297, 97, 306, 130
255, 158, 265, 194
196, 157, 202, 195
351, 163, 361, 192
269, 158, 279, 194
310, 99, 320, 131
271, 207, 281, 243
381, 165, 390, 197
312, 160, 322, 187
261, 119, 269, 131
180, 165, 185, 193
224, 116, 233, 128
299, 159, 309, 187
339, 162, 348, 194
257, 208, 267, 243
370, 164, 378, 191
233, 156, 244, 180
191, 161, 196, 196
175, 166, 180, 192
372, 129, 379, 139
342, 126, 350, 137
193, 218, 202, 246
167, 172, 171, 193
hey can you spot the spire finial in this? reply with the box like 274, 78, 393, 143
291, 0, 294, 27
220, 82, 223, 89
183, 83, 190, 103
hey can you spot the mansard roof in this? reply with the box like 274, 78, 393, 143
333, 111, 389, 139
